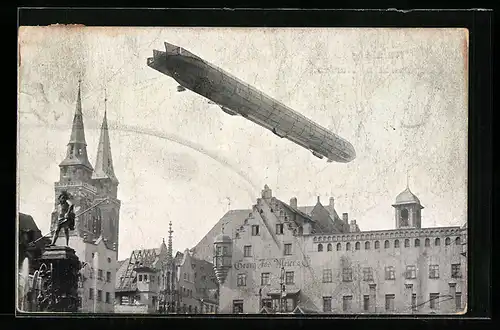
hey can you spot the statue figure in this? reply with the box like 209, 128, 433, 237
50, 191, 75, 246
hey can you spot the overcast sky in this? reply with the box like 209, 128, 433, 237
18, 27, 468, 260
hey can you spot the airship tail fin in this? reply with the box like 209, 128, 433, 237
164, 42, 180, 55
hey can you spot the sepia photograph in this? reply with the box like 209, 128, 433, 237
17, 26, 468, 315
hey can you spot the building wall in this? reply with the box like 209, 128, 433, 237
73, 237, 117, 313
218, 218, 466, 314
114, 304, 149, 313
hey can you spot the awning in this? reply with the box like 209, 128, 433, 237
267, 288, 300, 297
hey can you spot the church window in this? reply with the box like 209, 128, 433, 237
336, 243, 342, 251
317, 244, 323, 252
445, 237, 451, 245
355, 242, 360, 250
435, 238, 441, 246
455, 237, 461, 245
346, 242, 351, 251
384, 240, 390, 249
404, 239, 410, 247
327, 243, 332, 251
415, 238, 420, 247
394, 239, 400, 248
375, 241, 380, 249
365, 241, 370, 250
425, 238, 430, 247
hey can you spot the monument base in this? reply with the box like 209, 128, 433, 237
37, 245, 80, 312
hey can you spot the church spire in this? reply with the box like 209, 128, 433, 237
92, 91, 118, 184
167, 221, 173, 260
59, 80, 93, 170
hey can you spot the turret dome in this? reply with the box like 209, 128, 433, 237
394, 187, 421, 206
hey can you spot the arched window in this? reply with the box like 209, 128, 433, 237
346, 242, 351, 251
384, 240, 390, 249
425, 238, 430, 247
327, 243, 332, 252
375, 240, 380, 249
394, 239, 400, 248
318, 244, 323, 252
336, 243, 341, 251
445, 237, 451, 245
404, 239, 410, 247
455, 237, 461, 245
400, 208, 409, 226
415, 238, 420, 247
355, 242, 360, 250
365, 241, 370, 250
435, 238, 441, 246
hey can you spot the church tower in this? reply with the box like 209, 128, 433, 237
392, 185, 424, 229
91, 92, 121, 253
52, 81, 97, 235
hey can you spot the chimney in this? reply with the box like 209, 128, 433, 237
342, 213, 348, 223
329, 197, 335, 208
290, 197, 298, 209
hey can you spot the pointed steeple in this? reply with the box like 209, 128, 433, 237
59, 80, 93, 170
167, 221, 173, 261
92, 92, 118, 184
69, 81, 87, 144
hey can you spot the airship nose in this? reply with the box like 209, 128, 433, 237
164, 42, 180, 55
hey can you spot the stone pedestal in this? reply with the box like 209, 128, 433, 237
37, 246, 80, 312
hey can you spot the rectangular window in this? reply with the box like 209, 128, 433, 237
406, 265, 417, 279
233, 300, 244, 313
342, 268, 353, 282
276, 223, 284, 235
285, 271, 294, 284
284, 243, 292, 255
106, 271, 111, 283
323, 296, 332, 312
363, 295, 370, 311
98, 269, 103, 281
251, 225, 260, 236
144, 274, 148, 281
342, 295, 352, 312
363, 267, 373, 281
322, 269, 333, 283
261, 272, 270, 285
412, 294, 417, 311
429, 265, 440, 279
451, 264, 462, 278
244, 245, 252, 257
97, 290, 102, 302
385, 266, 395, 280
237, 273, 247, 287
89, 288, 94, 300
455, 292, 462, 310
385, 294, 395, 311
429, 293, 440, 310
139, 274, 143, 281
105, 292, 111, 304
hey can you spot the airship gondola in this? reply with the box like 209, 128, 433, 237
147, 42, 356, 163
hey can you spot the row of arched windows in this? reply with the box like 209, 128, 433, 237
317, 236, 462, 252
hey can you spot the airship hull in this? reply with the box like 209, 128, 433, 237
147, 43, 356, 163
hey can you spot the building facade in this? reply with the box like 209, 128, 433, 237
210, 185, 467, 314
115, 223, 219, 314
51, 82, 121, 312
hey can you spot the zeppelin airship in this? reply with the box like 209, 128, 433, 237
147, 42, 356, 163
